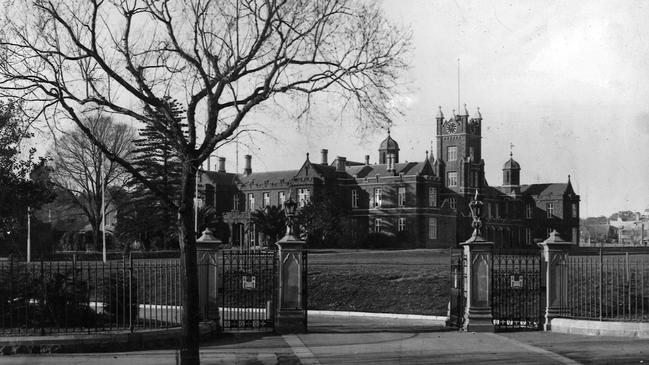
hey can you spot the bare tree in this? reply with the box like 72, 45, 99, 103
50, 114, 135, 251
0, 1, 410, 363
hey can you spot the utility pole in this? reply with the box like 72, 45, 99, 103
26, 206, 31, 263
102, 156, 106, 263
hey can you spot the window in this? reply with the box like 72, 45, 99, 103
398, 217, 406, 232
495, 202, 500, 218
248, 193, 255, 211
298, 189, 310, 207
428, 187, 437, 207
374, 218, 382, 233
469, 146, 475, 161
352, 189, 359, 208
447, 172, 458, 187
249, 224, 256, 246
429, 218, 437, 239
546, 202, 554, 218
233, 195, 240, 211
572, 227, 578, 244
449, 198, 457, 210
525, 203, 533, 218
278, 191, 286, 207
374, 188, 382, 207
263, 192, 270, 207
447, 146, 457, 161
525, 227, 531, 245
398, 187, 406, 207
571, 203, 578, 218
473, 171, 479, 187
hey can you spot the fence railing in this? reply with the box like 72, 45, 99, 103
566, 251, 649, 322
0, 255, 183, 335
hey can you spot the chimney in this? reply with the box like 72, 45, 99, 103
218, 157, 226, 173
244, 154, 252, 176
365, 155, 370, 165
387, 153, 395, 173
321, 149, 328, 165
336, 156, 347, 172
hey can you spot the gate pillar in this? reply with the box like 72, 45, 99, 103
197, 228, 223, 326
274, 198, 307, 334
460, 191, 495, 332
538, 230, 573, 331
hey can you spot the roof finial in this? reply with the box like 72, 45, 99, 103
568, 174, 571, 183
509, 143, 515, 158
425, 150, 429, 160
306, 152, 310, 161
387, 127, 391, 136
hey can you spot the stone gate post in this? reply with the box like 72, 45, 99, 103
538, 230, 573, 331
274, 198, 307, 334
460, 191, 495, 332
196, 228, 223, 327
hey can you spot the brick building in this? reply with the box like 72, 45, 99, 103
198, 105, 580, 248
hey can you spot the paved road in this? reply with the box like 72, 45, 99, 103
1, 315, 649, 364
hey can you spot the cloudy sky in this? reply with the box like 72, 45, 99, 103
215, 0, 649, 217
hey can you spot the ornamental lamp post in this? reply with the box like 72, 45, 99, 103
282, 197, 298, 240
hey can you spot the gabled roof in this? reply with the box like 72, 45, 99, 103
237, 170, 298, 186
296, 160, 337, 180
345, 161, 433, 179
203, 171, 238, 186
520, 183, 571, 198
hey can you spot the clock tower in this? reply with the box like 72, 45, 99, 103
436, 104, 485, 196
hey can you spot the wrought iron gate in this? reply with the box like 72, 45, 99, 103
448, 249, 465, 328
221, 250, 277, 332
491, 249, 544, 331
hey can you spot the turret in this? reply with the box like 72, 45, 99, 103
378, 129, 400, 164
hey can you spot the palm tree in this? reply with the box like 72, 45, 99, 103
250, 205, 286, 248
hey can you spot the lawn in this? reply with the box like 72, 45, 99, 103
307, 249, 453, 316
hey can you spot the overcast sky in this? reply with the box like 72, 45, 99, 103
211, 1, 649, 217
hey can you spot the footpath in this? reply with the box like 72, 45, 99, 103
1, 314, 649, 364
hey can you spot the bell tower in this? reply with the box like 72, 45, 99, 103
436, 104, 484, 195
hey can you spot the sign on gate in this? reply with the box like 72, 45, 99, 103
510, 274, 523, 288
242, 275, 256, 290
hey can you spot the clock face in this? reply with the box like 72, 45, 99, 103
446, 121, 457, 134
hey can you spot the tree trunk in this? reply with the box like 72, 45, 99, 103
178, 163, 200, 365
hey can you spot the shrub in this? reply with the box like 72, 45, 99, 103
101, 271, 138, 324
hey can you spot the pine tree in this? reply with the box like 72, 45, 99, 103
116, 98, 186, 250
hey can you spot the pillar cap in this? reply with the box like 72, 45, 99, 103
538, 229, 573, 248
197, 228, 222, 245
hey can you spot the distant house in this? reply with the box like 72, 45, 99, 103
34, 190, 118, 251
609, 216, 648, 246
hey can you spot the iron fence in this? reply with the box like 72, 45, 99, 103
0, 255, 183, 335
567, 251, 649, 322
